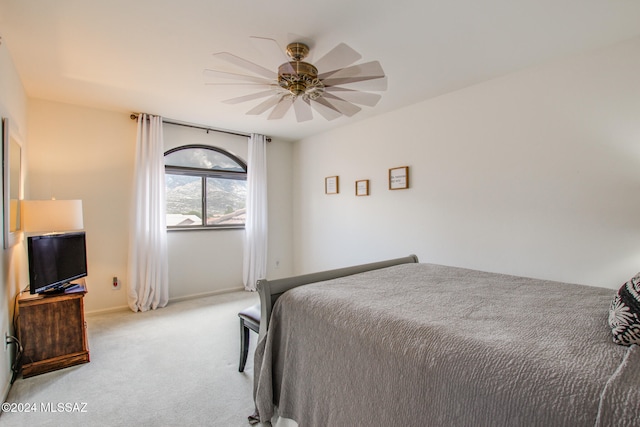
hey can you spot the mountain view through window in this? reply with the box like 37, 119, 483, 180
165, 145, 247, 228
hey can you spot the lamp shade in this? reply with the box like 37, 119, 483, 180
22, 199, 84, 233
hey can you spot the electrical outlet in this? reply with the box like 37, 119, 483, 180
112, 276, 121, 290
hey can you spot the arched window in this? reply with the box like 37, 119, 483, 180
164, 144, 247, 229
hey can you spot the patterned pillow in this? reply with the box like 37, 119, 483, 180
608, 273, 640, 346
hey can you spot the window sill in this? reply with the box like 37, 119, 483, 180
167, 225, 245, 232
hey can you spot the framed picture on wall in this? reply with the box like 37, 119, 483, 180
325, 176, 339, 194
355, 180, 369, 196
389, 166, 409, 190
2, 117, 22, 249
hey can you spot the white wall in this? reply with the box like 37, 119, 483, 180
26, 103, 294, 311
293, 36, 640, 289
27, 100, 136, 312
0, 41, 29, 401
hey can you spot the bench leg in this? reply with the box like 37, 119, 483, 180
239, 319, 250, 372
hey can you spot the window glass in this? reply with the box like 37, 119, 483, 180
164, 145, 247, 229
206, 177, 247, 226
165, 174, 203, 226
165, 147, 245, 171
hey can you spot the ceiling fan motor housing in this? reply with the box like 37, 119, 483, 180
278, 42, 324, 100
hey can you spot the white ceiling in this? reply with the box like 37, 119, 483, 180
2, 0, 640, 141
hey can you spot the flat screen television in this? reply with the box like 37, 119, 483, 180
27, 231, 88, 294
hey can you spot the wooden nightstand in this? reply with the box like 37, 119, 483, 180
17, 281, 90, 378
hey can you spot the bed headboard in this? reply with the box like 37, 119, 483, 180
256, 254, 419, 337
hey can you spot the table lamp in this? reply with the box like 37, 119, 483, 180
22, 199, 84, 234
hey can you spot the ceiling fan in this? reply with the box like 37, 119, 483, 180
203, 37, 387, 122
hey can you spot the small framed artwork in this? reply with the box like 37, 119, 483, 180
389, 166, 409, 190
325, 176, 339, 194
2, 117, 22, 249
355, 180, 369, 196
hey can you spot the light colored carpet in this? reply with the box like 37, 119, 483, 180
1, 290, 264, 427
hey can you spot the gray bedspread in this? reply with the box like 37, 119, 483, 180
254, 263, 639, 426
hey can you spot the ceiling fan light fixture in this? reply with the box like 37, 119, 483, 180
287, 82, 306, 97
304, 79, 324, 100
278, 60, 320, 97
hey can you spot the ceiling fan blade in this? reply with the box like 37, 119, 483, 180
249, 36, 296, 75
324, 88, 382, 107
211, 52, 277, 80
310, 97, 343, 121
321, 93, 362, 117
249, 36, 292, 71
337, 76, 388, 91
293, 98, 313, 122
268, 97, 294, 120
203, 69, 273, 84
319, 60, 385, 82
222, 89, 280, 105
322, 74, 386, 88
313, 43, 362, 74
246, 95, 284, 115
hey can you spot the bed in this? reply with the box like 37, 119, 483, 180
252, 255, 640, 426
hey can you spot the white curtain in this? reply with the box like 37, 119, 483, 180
127, 114, 169, 312
243, 134, 268, 291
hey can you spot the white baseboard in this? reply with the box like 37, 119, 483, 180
85, 286, 247, 316
169, 286, 246, 303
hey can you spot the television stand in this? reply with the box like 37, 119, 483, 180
17, 279, 90, 378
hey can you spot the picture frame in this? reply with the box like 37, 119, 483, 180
325, 176, 339, 194
2, 117, 22, 248
355, 180, 369, 196
389, 166, 409, 190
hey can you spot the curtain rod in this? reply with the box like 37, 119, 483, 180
129, 113, 271, 142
